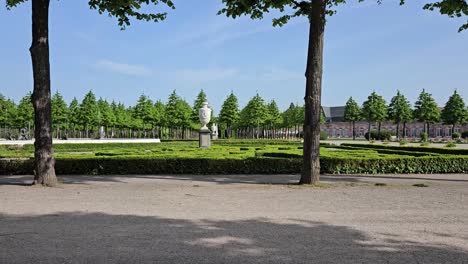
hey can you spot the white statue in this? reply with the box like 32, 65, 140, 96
211, 123, 218, 139
199, 102, 212, 131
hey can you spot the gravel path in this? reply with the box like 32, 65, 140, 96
1, 174, 467, 264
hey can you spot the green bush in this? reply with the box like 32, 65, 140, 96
365, 130, 394, 141
320, 131, 328, 140
446, 142, 456, 148
341, 143, 468, 155
421, 132, 428, 142
1, 155, 466, 176
452, 132, 461, 139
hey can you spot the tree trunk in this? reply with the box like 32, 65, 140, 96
30, 0, 57, 187
227, 125, 231, 139
300, 0, 325, 185
352, 121, 356, 140
396, 122, 400, 139
368, 121, 371, 141
377, 122, 381, 139
403, 122, 407, 138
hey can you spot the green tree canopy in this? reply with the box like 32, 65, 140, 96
98, 98, 116, 128
16, 93, 34, 128
52, 91, 68, 129
240, 93, 268, 127
414, 89, 441, 125
0, 98, 18, 128
344, 97, 361, 122
153, 100, 166, 127
282, 103, 297, 129
362, 91, 388, 123
165, 90, 192, 128
266, 100, 283, 127
68, 97, 80, 129
79, 91, 99, 129
441, 90, 467, 128
134, 94, 155, 128
219, 92, 240, 128
388, 90, 413, 124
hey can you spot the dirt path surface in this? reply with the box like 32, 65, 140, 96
1, 174, 467, 264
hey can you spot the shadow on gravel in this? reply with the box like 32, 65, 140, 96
0, 174, 365, 186
0, 212, 466, 263
1, 174, 465, 187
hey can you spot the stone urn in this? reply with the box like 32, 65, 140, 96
199, 102, 212, 131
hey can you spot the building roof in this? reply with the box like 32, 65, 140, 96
322, 106, 345, 122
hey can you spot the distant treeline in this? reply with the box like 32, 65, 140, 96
0, 89, 466, 139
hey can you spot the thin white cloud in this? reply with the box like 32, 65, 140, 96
175, 68, 240, 83
257, 67, 303, 81
95, 60, 152, 76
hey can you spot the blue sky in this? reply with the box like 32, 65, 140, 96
0, 0, 467, 113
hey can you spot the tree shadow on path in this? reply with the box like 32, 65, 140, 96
0, 212, 466, 264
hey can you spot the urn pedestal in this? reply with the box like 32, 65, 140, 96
199, 130, 211, 148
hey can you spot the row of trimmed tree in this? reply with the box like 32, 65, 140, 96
1, 89, 324, 140
5, 88, 463, 141
344, 89, 467, 140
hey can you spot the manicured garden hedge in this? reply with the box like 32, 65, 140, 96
2, 155, 467, 175
341, 143, 468, 155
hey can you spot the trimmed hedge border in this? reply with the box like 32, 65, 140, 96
1, 155, 467, 175
341, 143, 468, 155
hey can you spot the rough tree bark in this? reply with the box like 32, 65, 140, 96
300, 0, 326, 185
396, 122, 400, 139
403, 122, 407, 138
352, 120, 356, 140
367, 121, 371, 140
30, 0, 57, 186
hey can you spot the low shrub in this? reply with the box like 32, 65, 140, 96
365, 130, 394, 141
320, 131, 328, 140
452, 132, 461, 139
399, 140, 408, 146
445, 142, 456, 148
341, 143, 468, 155
420, 132, 428, 142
